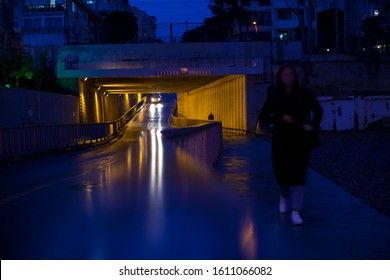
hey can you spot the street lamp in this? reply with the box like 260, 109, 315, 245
252, 21, 258, 33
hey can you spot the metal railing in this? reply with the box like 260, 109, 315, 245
0, 97, 148, 161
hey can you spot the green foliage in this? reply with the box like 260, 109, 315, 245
0, 51, 34, 87
0, 49, 68, 92
10, 52, 34, 79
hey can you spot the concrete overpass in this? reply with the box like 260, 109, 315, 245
57, 42, 302, 130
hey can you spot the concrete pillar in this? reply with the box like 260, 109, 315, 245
245, 75, 269, 131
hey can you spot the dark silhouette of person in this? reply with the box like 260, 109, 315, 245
208, 112, 214, 120
258, 64, 323, 225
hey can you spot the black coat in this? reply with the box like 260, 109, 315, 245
259, 87, 323, 186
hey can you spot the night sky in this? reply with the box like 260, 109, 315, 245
130, 0, 212, 41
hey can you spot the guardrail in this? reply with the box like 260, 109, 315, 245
0, 97, 148, 161
162, 105, 223, 168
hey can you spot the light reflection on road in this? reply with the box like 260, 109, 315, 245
2, 101, 390, 260
0, 101, 248, 259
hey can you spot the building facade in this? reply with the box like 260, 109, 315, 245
0, 0, 16, 50
315, 0, 390, 52
85, 0, 157, 41
219, 0, 389, 52
240, 0, 301, 41
9, 0, 156, 49
84, 0, 131, 17
14, 0, 101, 47
130, 6, 157, 41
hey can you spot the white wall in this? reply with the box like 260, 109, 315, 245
318, 95, 390, 130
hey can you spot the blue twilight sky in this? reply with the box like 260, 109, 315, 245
129, 0, 212, 41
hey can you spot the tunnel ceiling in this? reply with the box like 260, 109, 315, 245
92, 75, 228, 94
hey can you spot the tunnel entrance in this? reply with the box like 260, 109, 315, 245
80, 74, 250, 132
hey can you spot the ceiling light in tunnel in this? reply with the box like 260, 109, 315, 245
101, 84, 141, 87
105, 89, 138, 93
84, 77, 88, 82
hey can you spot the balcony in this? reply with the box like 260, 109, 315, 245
241, 0, 272, 10
273, 19, 299, 29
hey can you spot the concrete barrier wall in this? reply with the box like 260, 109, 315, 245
292, 59, 390, 92
177, 75, 247, 132
318, 95, 390, 130
0, 87, 79, 127
163, 114, 223, 168
273, 40, 303, 62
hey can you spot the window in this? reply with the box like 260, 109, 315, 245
24, 18, 33, 27
278, 9, 292, 20
258, 0, 271, 5
24, 0, 64, 6
279, 31, 288, 40
44, 16, 54, 27
24, 17, 42, 28
241, 0, 270, 6
253, 11, 271, 26
72, 2, 77, 13
44, 15, 63, 28
258, 31, 271, 40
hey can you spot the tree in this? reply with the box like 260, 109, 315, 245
0, 50, 11, 86
9, 52, 34, 79
283, 0, 327, 53
0, 50, 34, 88
103, 10, 138, 43
182, 26, 207, 42
209, 0, 239, 13
183, 0, 248, 42
35, 50, 52, 91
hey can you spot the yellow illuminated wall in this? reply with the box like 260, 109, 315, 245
79, 81, 87, 123
94, 92, 101, 122
178, 75, 247, 132
79, 79, 140, 123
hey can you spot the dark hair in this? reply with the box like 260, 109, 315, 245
275, 64, 299, 92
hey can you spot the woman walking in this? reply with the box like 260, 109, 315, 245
259, 65, 323, 225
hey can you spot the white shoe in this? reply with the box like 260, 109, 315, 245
279, 197, 288, 213
291, 211, 304, 225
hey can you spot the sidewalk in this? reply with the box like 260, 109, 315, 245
215, 134, 390, 259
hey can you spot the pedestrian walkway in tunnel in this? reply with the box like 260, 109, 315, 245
1, 102, 389, 260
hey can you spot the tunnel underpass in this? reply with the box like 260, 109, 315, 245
80, 74, 252, 132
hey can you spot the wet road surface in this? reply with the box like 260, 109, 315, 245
1, 102, 390, 259
0, 102, 245, 259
